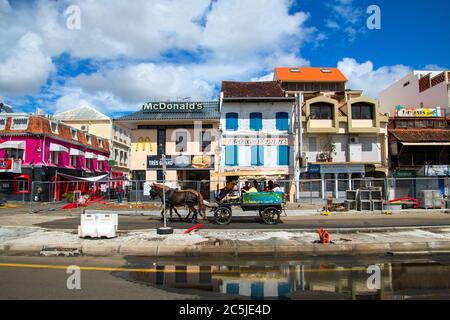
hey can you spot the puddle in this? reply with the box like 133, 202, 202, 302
111, 256, 450, 300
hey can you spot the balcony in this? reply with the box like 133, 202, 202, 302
0, 158, 22, 173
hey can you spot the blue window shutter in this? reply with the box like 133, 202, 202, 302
251, 146, 264, 166
278, 146, 290, 166
251, 282, 264, 299
225, 145, 238, 166
276, 112, 289, 131
226, 283, 240, 295
226, 113, 238, 131
249, 113, 262, 131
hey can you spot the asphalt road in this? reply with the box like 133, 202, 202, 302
36, 214, 450, 230
0, 256, 222, 300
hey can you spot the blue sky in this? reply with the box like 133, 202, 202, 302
0, 0, 448, 117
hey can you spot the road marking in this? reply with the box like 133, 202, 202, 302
0, 262, 371, 273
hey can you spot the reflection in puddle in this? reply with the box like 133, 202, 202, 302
114, 261, 450, 300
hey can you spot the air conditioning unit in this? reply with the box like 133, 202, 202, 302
80, 125, 89, 132
349, 136, 359, 144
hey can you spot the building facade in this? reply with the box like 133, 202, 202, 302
115, 101, 220, 200
298, 91, 389, 199
219, 81, 296, 201
54, 106, 131, 179
380, 70, 450, 116
0, 114, 110, 201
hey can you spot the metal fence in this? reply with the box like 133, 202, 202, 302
2, 176, 447, 213
297, 177, 449, 204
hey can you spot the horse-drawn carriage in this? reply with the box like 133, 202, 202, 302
212, 191, 285, 225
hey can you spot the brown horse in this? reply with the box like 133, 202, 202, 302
149, 183, 207, 222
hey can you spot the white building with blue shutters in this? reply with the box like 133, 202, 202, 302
218, 81, 297, 201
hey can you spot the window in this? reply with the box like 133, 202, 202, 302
85, 134, 92, 144
14, 175, 30, 194
70, 155, 77, 167
98, 160, 104, 171
86, 158, 92, 169
70, 128, 78, 140
249, 113, 263, 131
351, 103, 374, 119
11, 117, 28, 130
310, 103, 333, 120
276, 112, 289, 131
175, 131, 188, 152
5, 148, 24, 160
201, 130, 212, 152
403, 81, 410, 87
50, 151, 59, 165
321, 69, 332, 73
251, 146, 264, 166
114, 149, 118, 161
278, 146, 290, 166
124, 152, 128, 165
0, 117, 6, 130
225, 145, 238, 166
50, 121, 58, 134
225, 113, 238, 131
98, 139, 103, 148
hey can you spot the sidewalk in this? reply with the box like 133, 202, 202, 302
2, 225, 450, 258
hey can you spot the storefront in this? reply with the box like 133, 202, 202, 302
115, 101, 220, 200
303, 163, 377, 199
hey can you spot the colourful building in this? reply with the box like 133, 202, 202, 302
0, 114, 110, 201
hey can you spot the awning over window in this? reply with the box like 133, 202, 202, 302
0, 141, 25, 149
69, 148, 85, 156
49, 143, 68, 153
85, 152, 98, 159
97, 155, 108, 161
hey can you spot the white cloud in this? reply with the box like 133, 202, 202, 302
423, 64, 447, 71
0, 33, 55, 96
1, 0, 317, 112
250, 73, 274, 82
325, 0, 365, 41
337, 58, 412, 98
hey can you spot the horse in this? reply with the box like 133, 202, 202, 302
149, 183, 207, 223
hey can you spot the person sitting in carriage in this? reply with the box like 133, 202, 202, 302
216, 181, 237, 202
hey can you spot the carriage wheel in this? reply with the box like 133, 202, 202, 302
261, 207, 280, 225
214, 207, 232, 225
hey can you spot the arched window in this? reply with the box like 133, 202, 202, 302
276, 112, 289, 131
249, 112, 263, 131
310, 102, 333, 120
352, 103, 374, 119
225, 113, 238, 131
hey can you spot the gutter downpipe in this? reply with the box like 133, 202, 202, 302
295, 92, 303, 203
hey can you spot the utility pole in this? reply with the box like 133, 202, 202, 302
157, 154, 173, 235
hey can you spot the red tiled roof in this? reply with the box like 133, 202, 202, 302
0, 116, 110, 153
221, 81, 286, 98
274, 67, 347, 82
389, 129, 450, 142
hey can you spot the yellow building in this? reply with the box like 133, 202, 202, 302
115, 101, 220, 200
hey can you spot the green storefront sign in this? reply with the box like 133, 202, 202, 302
393, 170, 416, 178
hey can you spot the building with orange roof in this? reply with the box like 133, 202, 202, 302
274, 67, 347, 93
271, 66, 389, 202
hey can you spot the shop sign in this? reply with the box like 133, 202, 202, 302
223, 137, 289, 146
143, 102, 204, 112
0, 159, 12, 171
393, 170, 416, 178
419, 165, 449, 176
395, 105, 442, 117
308, 164, 365, 174
147, 155, 214, 170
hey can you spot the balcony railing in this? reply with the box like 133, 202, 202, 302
0, 158, 22, 173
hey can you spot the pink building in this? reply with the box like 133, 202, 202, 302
0, 114, 111, 201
